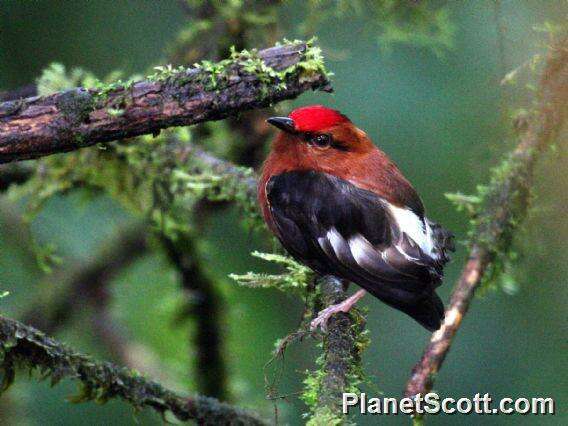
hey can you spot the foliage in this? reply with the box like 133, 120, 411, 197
446, 146, 536, 294
302, 0, 455, 56
229, 251, 314, 294
36, 63, 98, 96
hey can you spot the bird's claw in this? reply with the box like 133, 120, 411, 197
309, 289, 367, 332
309, 304, 348, 332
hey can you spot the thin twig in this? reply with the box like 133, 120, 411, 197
405, 34, 567, 400
0, 315, 267, 425
0, 41, 331, 163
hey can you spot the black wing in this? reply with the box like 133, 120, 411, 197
266, 170, 451, 331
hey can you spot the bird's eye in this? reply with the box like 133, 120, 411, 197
310, 134, 331, 148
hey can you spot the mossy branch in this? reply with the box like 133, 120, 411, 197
302, 276, 368, 425
0, 40, 331, 164
0, 315, 267, 425
405, 34, 568, 404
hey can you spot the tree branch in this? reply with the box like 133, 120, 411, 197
0, 41, 331, 164
405, 34, 567, 400
308, 276, 367, 423
171, 138, 258, 198
0, 315, 267, 425
0, 84, 37, 102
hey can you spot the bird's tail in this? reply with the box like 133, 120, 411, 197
428, 219, 455, 264
395, 291, 445, 332
359, 280, 446, 332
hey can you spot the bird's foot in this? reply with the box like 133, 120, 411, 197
310, 289, 367, 332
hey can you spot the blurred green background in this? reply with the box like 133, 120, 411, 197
0, 1, 566, 425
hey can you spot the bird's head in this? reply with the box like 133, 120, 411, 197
266, 105, 374, 158
261, 105, 411, 217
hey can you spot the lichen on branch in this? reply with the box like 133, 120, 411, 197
0, 40, 331, 164
0, 315, 267, 425
9, 129, 261, 238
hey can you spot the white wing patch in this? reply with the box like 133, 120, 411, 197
317, 203, 440, 274
386, 203, 437, 259
326, 228, 345, 257
348, 234, 380, 264
319, 228, 378, 271
322, 228, 353, 266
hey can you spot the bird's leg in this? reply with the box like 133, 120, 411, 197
310, 289, 367, 332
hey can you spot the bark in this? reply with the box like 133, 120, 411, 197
0, 42, 331, 163
0, 84, 37, 102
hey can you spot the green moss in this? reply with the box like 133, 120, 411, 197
36, 63, 98, 96
290, 38, 330, 84
35, 62, 141, 120
147, 64, 189, 82
106, 107, 125, 117
152, 39, 330, 100
302, 354, 325, 409
446, 147, 536, 292
55, 89, 95, 126
412, 415, 425, 426
306, 406, 345, 426
300, 303, 368, 424
90, 78, 138, 113
229, 251, 314, 294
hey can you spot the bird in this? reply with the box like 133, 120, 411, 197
258, 105, 454, 331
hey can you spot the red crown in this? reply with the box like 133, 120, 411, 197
289, 105, 350, 132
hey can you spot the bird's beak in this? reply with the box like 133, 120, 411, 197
267, 116, 296, 134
